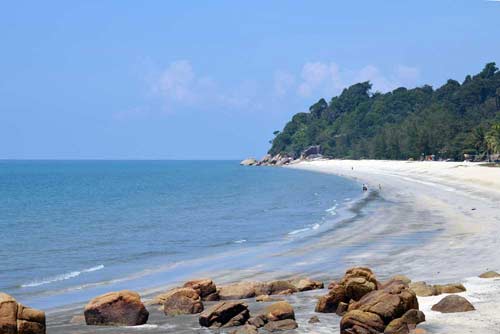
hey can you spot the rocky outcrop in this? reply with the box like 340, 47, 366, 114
199, 301, 250, 328
0, 293, 45, 334
479, 270, 500, 278
84, 290, 149, 326
155, 287, 203, 315
340, 274, 423, 334
431, 295, 475, 313
183, 278, 219, 301
301, 145, 322, 159
316, 267, 378, 313
240, 158, 258, 166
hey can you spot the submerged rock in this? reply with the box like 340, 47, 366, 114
84, 290, 149, 326
199, 301, 250, 328
431, 295, 475, 313
255, 295, 284, 303
308, 315, 320, 324
0, 293, 46, 334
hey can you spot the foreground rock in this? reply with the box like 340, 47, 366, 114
199, 301, 249, 328
155, 287, 203, 315
0, 292, 46, 334
479, 270, 500, 278
84, 290, 149, 326
431, 295, 475, 313
316, 267, 378, 313
340, 275, 423, 334
264, 301, 295, 321
183, 278, 219, 301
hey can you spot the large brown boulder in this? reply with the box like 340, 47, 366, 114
267, 281, 298, 295
263, 319, 298, 331
218, 282, 260, 300
431, 295, 475, 313
348, 280, 418, 324
84, 290, 149, 326
155, 287, 203, 315
384, 309, 425, 334
264, 301, 295, 321
340, 310, 385, 334
0, 293, 45, 334
183, 278, 219, 301
315, 267, 378, 313
199, 301, 249, 328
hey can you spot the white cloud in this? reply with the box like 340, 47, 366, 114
297, 62, 342, 97
273, 70, 295, 97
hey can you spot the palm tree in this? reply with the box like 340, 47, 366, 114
485, 123, 500, 159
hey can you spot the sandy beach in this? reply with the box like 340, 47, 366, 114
288, 159, 500, 333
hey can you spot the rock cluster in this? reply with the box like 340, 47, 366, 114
240, 145, 324, 167
218, 278, 322, 300
0, 293, 46, 334
84, 290, 149, 326
409, 281, 466, 297
341, 278, 423, 334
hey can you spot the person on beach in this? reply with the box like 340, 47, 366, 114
362, 184, 368, 191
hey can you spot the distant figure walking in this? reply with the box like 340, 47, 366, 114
362, 184, 368, 192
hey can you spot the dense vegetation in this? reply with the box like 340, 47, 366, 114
269, 63, 500, 160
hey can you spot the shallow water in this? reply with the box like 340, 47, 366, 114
0, 160, 361, 310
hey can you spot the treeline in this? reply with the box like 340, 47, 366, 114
269, 63, 500, 160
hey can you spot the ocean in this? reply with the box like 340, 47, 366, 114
0, 160, 362, 310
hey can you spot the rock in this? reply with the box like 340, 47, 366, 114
315, 267, 378, 313
336, 302, 349, 316
390, 275, 412, 285
183, 278, 218, 301
263, 319, 298, 332
409, 282, 438, 297
230, 324, 259, 334
267, 280, 298, 295
328, 280, 338, 289
292, 278, 324, 292
479, 270, 500, 278
384, 310, 425, 334
434, 283, 466, 294
411, 329, 428, 334
264, 301, 295, 321
340, 310, 385, 334
199, 301, 249, 328
301, 145, 321, 159
431, 295, 475, 313
315, 283, 346, 313
0, 292, 46, 334
84, 290, 149, 326
348, 280, 418, 324
218, 282, 258, 300
247, 314, 267, 328
255, 295, 283, 303
240, 158, 258, 166
156, 287, 203, 315
308, 315, 320, 324
0, 293, 18, 334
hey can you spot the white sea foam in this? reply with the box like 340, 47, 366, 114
233, 239, 247, 244
325, 204, 337, 215
288, 227, 310, 235
312, 223, 320, 230
21, 264, 104, 288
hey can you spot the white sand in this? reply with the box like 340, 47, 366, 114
288, 159, 500, 334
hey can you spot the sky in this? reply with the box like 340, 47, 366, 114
1, 0, 499, 159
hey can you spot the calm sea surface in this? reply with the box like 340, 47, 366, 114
0, 160, 360, 309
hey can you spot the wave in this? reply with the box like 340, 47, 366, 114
233, 239, 247, 244
325, 203, 337, 215
288, 227, 311, 235
21, 265, 104, 288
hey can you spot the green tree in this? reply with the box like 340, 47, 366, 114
486, 123, 500, 155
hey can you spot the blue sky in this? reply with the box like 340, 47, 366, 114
1, 0, 499, 159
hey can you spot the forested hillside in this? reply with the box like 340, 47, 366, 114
269, 63, 500, 160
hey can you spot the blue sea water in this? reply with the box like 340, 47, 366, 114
0, 160, 361, 310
